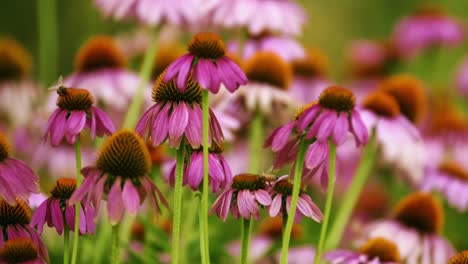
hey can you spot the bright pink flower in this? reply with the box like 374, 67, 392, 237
136, 70, 223, 149
31, 178, 95, 235
44, 87, 115, 147
164, 32, 247, 94
210, 174, 272, 221
69, 130, 168, 225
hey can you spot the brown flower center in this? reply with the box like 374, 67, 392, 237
232, 174, 266, 191
188, 32, 226, 59
438, 161, 468, 181
292, 47, 329, 78
56, 87, 95, 111
244, 51, 292, 89
152, 71, 202, 104
151, 43, 185, 80
319, 86, 356, 112
0, 199, 31, 226
393, 192, 443, 234
379, 75, 426, 124
259, 217, 302, 239
427, 107, 467, 136
0, 238, 38, 263
75, 36, 126, 73
355, 183, 389, 219
50, 178, 77, 200
97, 130, 151, 180
0, 133, 11, 161
363, 91, 401, 118
273, 179, 295, 196
0, 38, 32, 82
449, 250, 468, 264
358, 237, 401, 262
293, 101, 318, 120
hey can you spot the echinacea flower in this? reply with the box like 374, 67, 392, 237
0, 38, 42, 128
0, 199, 48, 262
0, 132, 38, 204
269, 176, 323, 223
0, 237, 43, 264
136, 70, 223, 149
392, 5, 465, 58
63, 36, 148, 111
361, 192, 455, 263
210, 174, 272, 221
31, 178, 95, 235
164, 32, 247, 94
360, 91, 425, 183
44, 86, 116, 146
69, 130, 168, 225
166, 143, 232, 192
449, 250, 468, 264
211, 0, 307, 36
421, 161, 468, 212
325, 237, 401, 264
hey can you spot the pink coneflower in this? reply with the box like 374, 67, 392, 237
163, 32, 247, 94
166, 143, 232, 192
455, 57, 468, 96
69, 130, 168, 225
361, 193, 455, 263
31, 178, 95, 235
289, 47, 332, 105
392, 5, 465, 58
0, 132, 38, 204
63, 36, 148, 111
325, 237, 401, 264
44, 86, 116, 146
264, 86, 368, 187
0, 199, 48, 262
136, 70, 223, 149
0, 38, 42, 128
211, 0, 307, 36
360, 91, 425, 183
210, 174, 272, 221
0, 237, 43, 264
421, 161, 468, 212
269, 176, 323, 223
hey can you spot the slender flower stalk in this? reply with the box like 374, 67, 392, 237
171, 142, 185, 264
280, 139, 308, 264
64, 226, 70, 264
314, 141, 337, 264
241, 218, 252, 264
71, 137, 82, 264
111, 224, 120, 264
201, 90, 211, 263
123, 37, 158, 129
249, 110, 263, 173
37, 0, 57, 85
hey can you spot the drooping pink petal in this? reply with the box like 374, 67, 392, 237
332, 112, 349, 145
187, 152, 203, 190
305, 141, 329, 170
209, 109, 224, 143
271, 122, 295, 152
136, 104, 159, 137
122, 179, 141, 216
69, 168, 100, 205
297, 105, 320, 132
175, 55, 194, 92
315, 110, 338, 142
66, 111, 87, 137
350, 109, 369, 146
164, 55, 189, 82
50, 109, 68, 146
30, 200, 48, 234
194, 59, 213, 91
168, 102, 189, 147
151, 103, 171, 145
92, 107, 116, 136
185, 104, 203, 148
255, 189, 272, 206
269, 194, 282, 217
51, 199, 64, 234
108, 178, 124, 225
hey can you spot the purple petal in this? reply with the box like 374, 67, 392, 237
122, 179, 141, 216
136, 104, 159, 137
351, 110, 369, 146
164, 54, 190, 82
194, 59, 213, 91
66, 111, 87, 137
271, 122, 295, 152
255, 189, 272, 206
69, 168, 100, 205
50, 109, 68, 146
168, 102, 189, 147
151, 103, 170, 145
175, 55, 194, 92
92, 107, 116, 136
31, 200, 48, 234
305, 141, 329, 170
315, 110, 338, 142
333, 112, 349, 145
297, 105, 320, 132
187, 153, 203, 190
108, 178, 124, 225
269, 194, 282, 217
185, 104, 203, 148
51, 199, 64, 234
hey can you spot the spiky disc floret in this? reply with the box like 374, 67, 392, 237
75, 35, 126, 73
188, 32, 226, 59
363, 91, 401, 118
97, 130, 151, 180
291, 47, 329, 77
319, 86, 356, 112
152, 71, 202, 104
231, 174, 266, 191
244, 51, 292, 89
393, 192, 443, 234
358, 237, 401, 262
449, 250, 468, 264
50, 178, 77, 200
0, 199, 31, 225
56, 87, 95, 111
0, 132, 10, 161
0, 238, 38, 263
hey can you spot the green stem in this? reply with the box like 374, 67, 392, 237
171, 143, 185, 264
64, 226, 70, 264
111, 224, 121, 264
249, 110, 263, 173
198, 197, 207, 264
37, 0, 58, 85
325, 131, 377, 250
314, 141, 337, 264
200, 90, 211, 264
241, 219, 252, 264
123, 37, 158, 129
181, 192, 199, 263
71, 137, 82, 264
280, 139, 308, 264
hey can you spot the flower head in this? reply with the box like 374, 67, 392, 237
136, 70, 223, 149
69, 130, 168, 225
0, 237, 42, 264
449, 250, 468, 264
0, 133, 38, 204
31, 178, 95, 235
164, 32, 247, 93
210, 174, 272, 221
0, 38, 32, 82
44, 86, 116, 146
